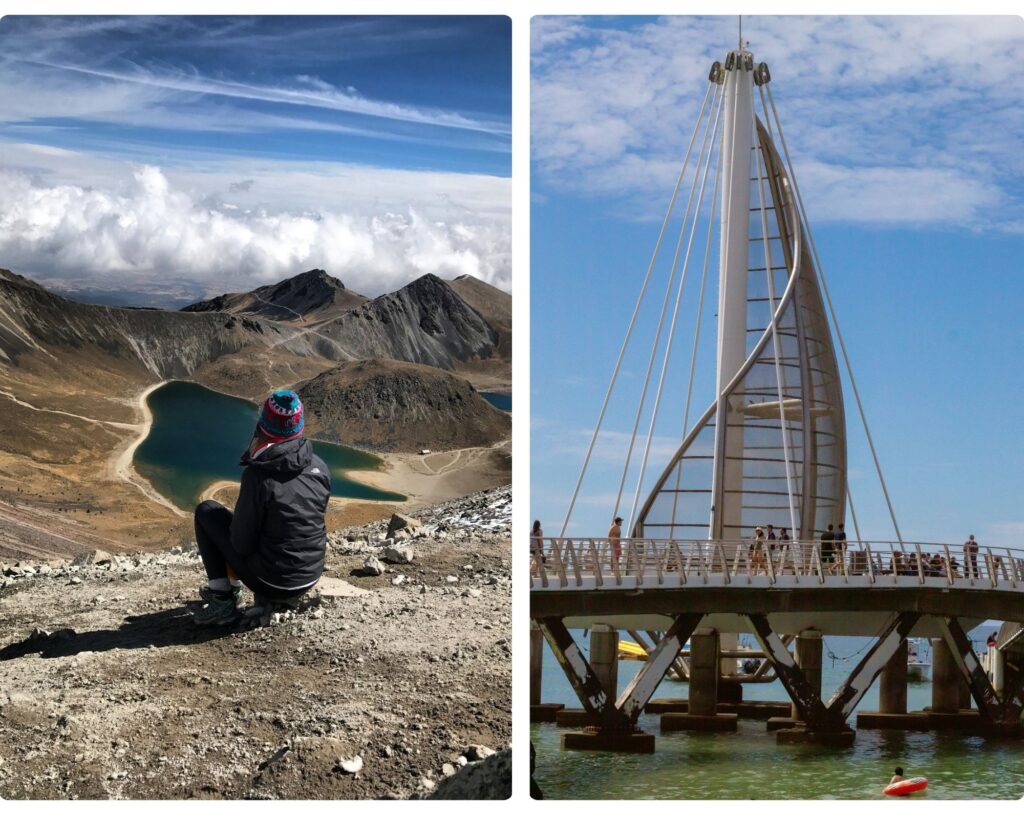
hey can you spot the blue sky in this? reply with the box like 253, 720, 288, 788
0, 16, 511, 299
531, 15, 1024, 547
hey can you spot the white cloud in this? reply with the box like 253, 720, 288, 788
532, 15, 1024, 231
0, 149, 511, 297
24, 59, 508, 136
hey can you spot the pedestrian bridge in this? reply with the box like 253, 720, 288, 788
531, 538, 1024, 742
530, 538, 1024, 635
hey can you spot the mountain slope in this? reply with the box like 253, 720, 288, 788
308, 274, 502, 373
181, 269, 366, 326
298, 359, 510, 452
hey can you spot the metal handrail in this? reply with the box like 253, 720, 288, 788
530, 536, 1024, 591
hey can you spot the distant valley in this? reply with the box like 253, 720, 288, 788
0, 268, 511, 559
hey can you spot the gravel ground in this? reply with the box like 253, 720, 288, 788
0, 487, 511, 799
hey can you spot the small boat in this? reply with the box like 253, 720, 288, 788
907, 638, 930, 682
884, 777, 928, 797
617, 640, 648, 661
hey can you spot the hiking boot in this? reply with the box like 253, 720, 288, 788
199, 583, 243, 605
192, 591, 240, 626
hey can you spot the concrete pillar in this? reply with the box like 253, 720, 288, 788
530, 623, 543, 706
689, 628, 720, 716
959, 673, 973, 710
879, 639, 908, 714
791, 630, 823, 720
719, 632, 738, 678
931, 638, 960, 713
589, 625, 619, 698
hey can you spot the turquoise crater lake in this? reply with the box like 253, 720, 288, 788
134, 381, 405, 511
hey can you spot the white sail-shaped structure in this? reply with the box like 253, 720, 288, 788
634, 57, 846, 543
557, 46, 907, 550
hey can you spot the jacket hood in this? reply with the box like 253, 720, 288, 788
248, 436, 313, 474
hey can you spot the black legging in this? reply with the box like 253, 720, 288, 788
194, 500, 312, 600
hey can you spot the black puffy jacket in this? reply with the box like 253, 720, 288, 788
229, 437, 331, 591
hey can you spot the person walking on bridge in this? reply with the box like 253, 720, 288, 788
530, 520, 545, 569
608, 516, 623, 567
964, 534, 979, 579
820, 524, 835, 572
191, 390, 331, 626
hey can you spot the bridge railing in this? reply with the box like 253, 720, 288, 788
529, 537, 1024, 592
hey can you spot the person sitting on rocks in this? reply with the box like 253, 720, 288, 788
192, 390, 331, 626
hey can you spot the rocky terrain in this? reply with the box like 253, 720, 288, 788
299, 359, 511, 452
0, 487, 512, 800
182, 269, 368, 326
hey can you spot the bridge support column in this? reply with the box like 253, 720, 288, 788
661, 628, 737, 733
538, 614, 703, 752
931, 638, 960, 714
791, 630, 822, 720
689, 628, 719, 716
529, 622, 566, 722
937, 617, 1024, 737
590, 625, 619, 699
750, 612, 920, 746
879, 639, 908, 714
530, 623, 543, 705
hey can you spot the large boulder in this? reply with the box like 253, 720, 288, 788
428, 746, 511, 800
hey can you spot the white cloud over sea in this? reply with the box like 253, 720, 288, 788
0, 144, 511, 297
532, 15, 1024, 231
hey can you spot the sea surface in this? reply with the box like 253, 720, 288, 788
532, 625, 1024, 800
482, 391, 512, 412
134, 380, 405, 510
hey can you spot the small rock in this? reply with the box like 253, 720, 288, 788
420, 777, 435, 790
464, 744, 495, 762
391, 574, 406, 586
445, 575, 458, 584
383, 546, 414, 565
442, 763, 456, 777
362, 556, 385, 576
338, 755, 363, 774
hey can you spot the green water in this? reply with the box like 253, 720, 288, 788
134, 380, 405, 511
533, 627, 1024, 800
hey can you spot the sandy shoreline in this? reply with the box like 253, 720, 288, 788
108, 380, 185, 518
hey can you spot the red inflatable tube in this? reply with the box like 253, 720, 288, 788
884, 777, 928, 796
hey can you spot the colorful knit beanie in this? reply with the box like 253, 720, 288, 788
257, 390, 305, 441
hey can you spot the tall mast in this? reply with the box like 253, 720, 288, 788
710, 48, 754, 541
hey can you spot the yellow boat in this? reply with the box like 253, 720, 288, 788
618, 640, 648, 660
